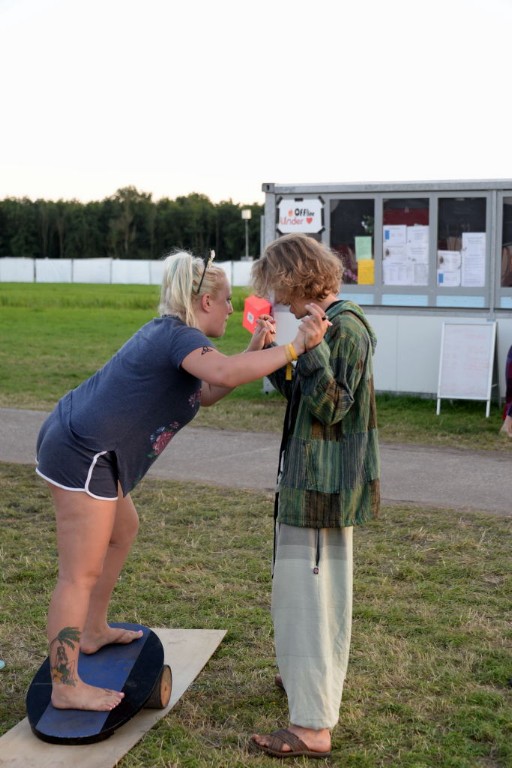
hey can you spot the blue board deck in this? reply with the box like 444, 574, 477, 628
26, 622, 164, 745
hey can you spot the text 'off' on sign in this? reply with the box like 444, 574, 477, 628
277, 198, 324, 234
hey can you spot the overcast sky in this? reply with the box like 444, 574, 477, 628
1, 0, 511, 205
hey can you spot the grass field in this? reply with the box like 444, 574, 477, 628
0, 283, 511, 766
0, 463, 510, 767
0, 282, 511, 449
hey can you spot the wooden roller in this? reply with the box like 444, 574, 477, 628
144, 664, 172, 709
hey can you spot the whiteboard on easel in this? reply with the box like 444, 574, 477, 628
437, 321, 497, 417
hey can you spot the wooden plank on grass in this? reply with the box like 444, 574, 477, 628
0, 628, 225, 768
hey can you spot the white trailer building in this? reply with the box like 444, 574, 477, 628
261, 180, 512, 407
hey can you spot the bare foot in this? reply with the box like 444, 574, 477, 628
52, 680, 125, 711
80, 626, 143, 654
251, 725, 331, 755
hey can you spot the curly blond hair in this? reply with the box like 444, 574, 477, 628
251, 233, 343, 304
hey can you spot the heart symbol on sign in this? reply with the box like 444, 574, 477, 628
306, 217, 313, 224
288, 209, 294, 216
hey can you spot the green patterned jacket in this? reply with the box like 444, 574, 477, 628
268, 299, 380, 528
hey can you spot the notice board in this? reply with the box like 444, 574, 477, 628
437, 321, 497, 417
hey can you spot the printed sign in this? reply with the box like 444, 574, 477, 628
277, 198, 324, 233
243, 295, 272, 333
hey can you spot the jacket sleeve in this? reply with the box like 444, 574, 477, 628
296, 317, 370, 426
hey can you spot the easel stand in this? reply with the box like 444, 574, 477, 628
437, 321, 498, 418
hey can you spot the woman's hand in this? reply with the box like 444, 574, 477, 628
246, 313, 276, 352
296, 303, 332, 352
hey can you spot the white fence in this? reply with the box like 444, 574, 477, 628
0, 257, 254, 287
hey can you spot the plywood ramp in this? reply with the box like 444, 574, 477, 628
0, 628, 226, 768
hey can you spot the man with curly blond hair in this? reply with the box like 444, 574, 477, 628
249, 233, 380, 759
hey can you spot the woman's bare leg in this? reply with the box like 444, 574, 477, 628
81, 490, 142, 653
47, 485, 125, 710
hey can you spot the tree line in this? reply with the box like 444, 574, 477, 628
0, 186, 263, 262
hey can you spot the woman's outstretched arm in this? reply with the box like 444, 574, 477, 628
184, 303, 328, 390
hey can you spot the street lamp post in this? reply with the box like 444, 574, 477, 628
241, 208, 251, 259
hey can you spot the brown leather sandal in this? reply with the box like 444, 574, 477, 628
250, 728, 331, 759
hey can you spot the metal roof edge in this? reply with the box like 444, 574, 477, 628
261, 179, 512, 194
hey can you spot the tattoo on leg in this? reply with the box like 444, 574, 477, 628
200, 346, 212, 356
49, 627, 81, 686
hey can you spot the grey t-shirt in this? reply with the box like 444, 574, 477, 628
59, 316, 210, 494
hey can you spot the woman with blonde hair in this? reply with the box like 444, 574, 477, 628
36, 249, 328, 713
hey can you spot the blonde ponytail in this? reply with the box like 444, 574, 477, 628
159, 250, 227, 327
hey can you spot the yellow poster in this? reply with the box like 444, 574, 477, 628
358, 259, 375, 285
